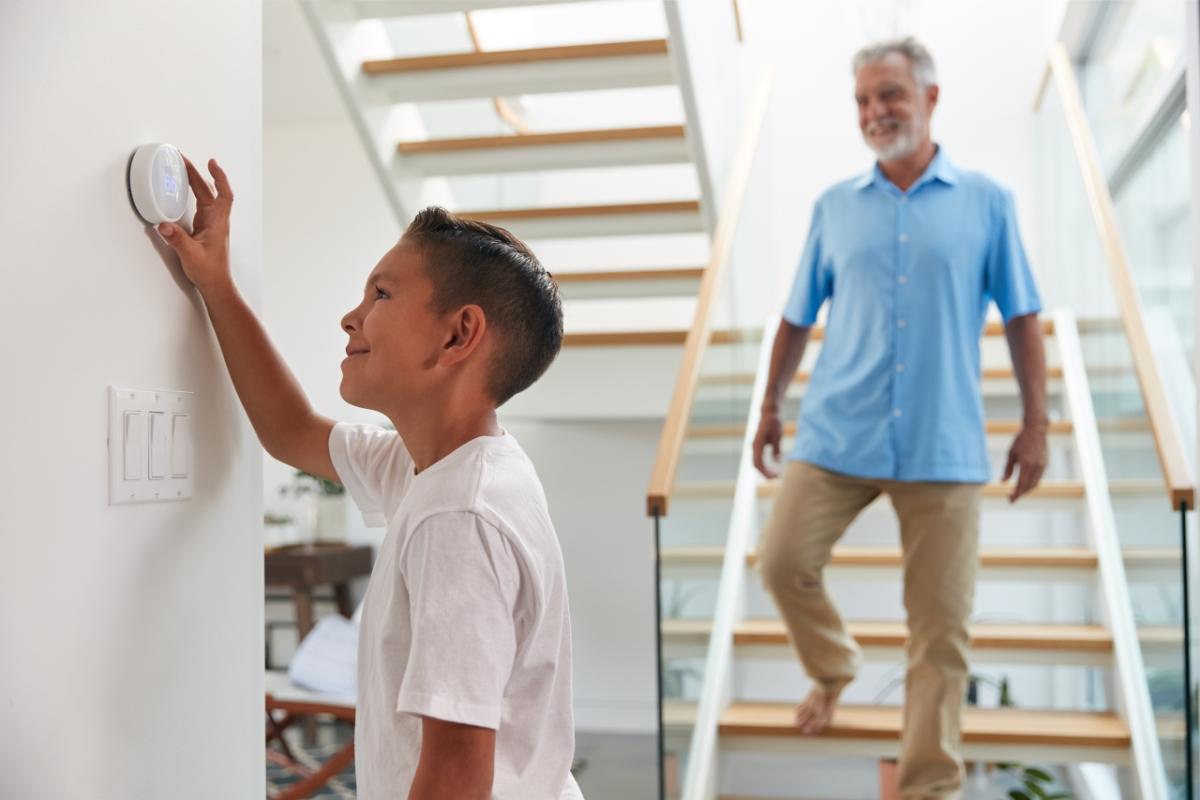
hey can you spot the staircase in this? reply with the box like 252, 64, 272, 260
644, 40, 1195, 800
299, 0, 725, 419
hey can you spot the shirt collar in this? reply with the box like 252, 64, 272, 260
855, 144, 958, 192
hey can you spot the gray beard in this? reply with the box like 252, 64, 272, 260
865, 121, 924, 161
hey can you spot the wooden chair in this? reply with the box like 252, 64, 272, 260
265, 670, 356, 800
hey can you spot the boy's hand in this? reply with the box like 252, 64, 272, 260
157, 156, 234, 295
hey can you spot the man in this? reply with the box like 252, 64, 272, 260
154, 159, 582, 799
752, 37, 1047, 798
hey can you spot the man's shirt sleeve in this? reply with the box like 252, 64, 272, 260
782, 199, 833, 327
327, 422, 412, 527
396, 511, 521, 730
985, 189, 1042, 322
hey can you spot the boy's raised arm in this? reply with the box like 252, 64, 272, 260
157, 157, 337, 482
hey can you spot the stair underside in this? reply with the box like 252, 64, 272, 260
360, 40, 673, 102
398, 125, 690, 174
350, 0, 591, 17
459, 200, 703, 238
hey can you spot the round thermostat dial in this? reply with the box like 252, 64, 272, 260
128, 143, 189, 224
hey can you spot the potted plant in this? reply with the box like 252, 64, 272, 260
263, 512, 298, 550
280, 470, 347, 542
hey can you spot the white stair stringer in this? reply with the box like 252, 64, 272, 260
299, 0, 413, 225
1054, 308, 1169, 799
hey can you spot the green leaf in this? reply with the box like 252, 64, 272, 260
1009, 790, 1033, 800
1023, 781, 1051, 799
1022, 767, 1054, 783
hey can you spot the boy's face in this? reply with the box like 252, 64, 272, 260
339, 238, 445, 412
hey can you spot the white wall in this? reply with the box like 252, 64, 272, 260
0, 2, 264, 797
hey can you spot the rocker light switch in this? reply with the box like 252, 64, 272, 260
171, 414, 190, 478
123, 412, 145, 480
109, 386, 195, 505
149, 412, 169, 479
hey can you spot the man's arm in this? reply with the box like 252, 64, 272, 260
408, 717, 495, 800
1003, 312, 1049, 502
753, 318, 813, 478
156, 157, 337, 481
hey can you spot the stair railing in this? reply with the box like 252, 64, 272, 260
644, 72, 772, 517
1036, 43, 1195, 511
1037, 41, 1195, 798
1054, 308, 1168, 799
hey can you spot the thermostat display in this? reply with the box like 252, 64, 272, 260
128, 143, 189, 224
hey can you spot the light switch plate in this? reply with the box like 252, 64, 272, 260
108, 386, 195, 505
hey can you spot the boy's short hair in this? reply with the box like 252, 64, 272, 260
404, 206, 564, 406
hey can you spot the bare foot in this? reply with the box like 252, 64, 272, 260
794, 684, 841, 735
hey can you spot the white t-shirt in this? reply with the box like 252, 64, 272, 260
328, 423, 583, 800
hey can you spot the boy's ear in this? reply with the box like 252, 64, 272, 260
439, 304, 488, 366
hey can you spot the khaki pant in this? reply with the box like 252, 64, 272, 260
757, 461, 981, 800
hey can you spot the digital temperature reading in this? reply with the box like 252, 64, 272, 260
128, 143, 190, 224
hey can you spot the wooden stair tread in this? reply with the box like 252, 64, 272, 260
701, 366, 1068, 386
363, 39, 669, 75
672, 478, 1161, 500
662, 544, 1180, 570
662, 619, 1120, 651
720, 703, 1130, 748
553, 266, 704, 284
398, 124, 685, 154
564, 328, 746, 347
688, 420, 1074, 439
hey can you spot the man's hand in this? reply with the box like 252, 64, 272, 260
1003, 422, 1048, 502
157, 156, 234, 295
753, 407, 784, 479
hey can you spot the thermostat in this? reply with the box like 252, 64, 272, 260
127, 143, 189, 224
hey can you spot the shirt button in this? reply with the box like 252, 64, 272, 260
893, 409, 902, 418
899, 233, 910, 243
898, 275, 908, 284
897, 319, 907, 329
896, 363, 905, 373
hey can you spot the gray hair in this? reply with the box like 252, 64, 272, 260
852, 36, 937, 88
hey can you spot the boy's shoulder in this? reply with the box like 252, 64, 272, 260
404, 434, 550, 532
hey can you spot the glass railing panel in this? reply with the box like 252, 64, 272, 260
1079, 0, 1186, 173
1112, 114, 1195, 459
654, 83, 775, 797
1037, 71, 1186, 796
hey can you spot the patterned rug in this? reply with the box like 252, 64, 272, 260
266, 739, 356, 799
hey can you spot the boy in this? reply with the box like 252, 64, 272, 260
155, 157, 583, 800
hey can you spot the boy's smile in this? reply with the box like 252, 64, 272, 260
338, 238, 444, 414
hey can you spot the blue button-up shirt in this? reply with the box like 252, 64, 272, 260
783, 148, 1042, 483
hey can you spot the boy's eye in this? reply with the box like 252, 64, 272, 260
374, 286, 389, 300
